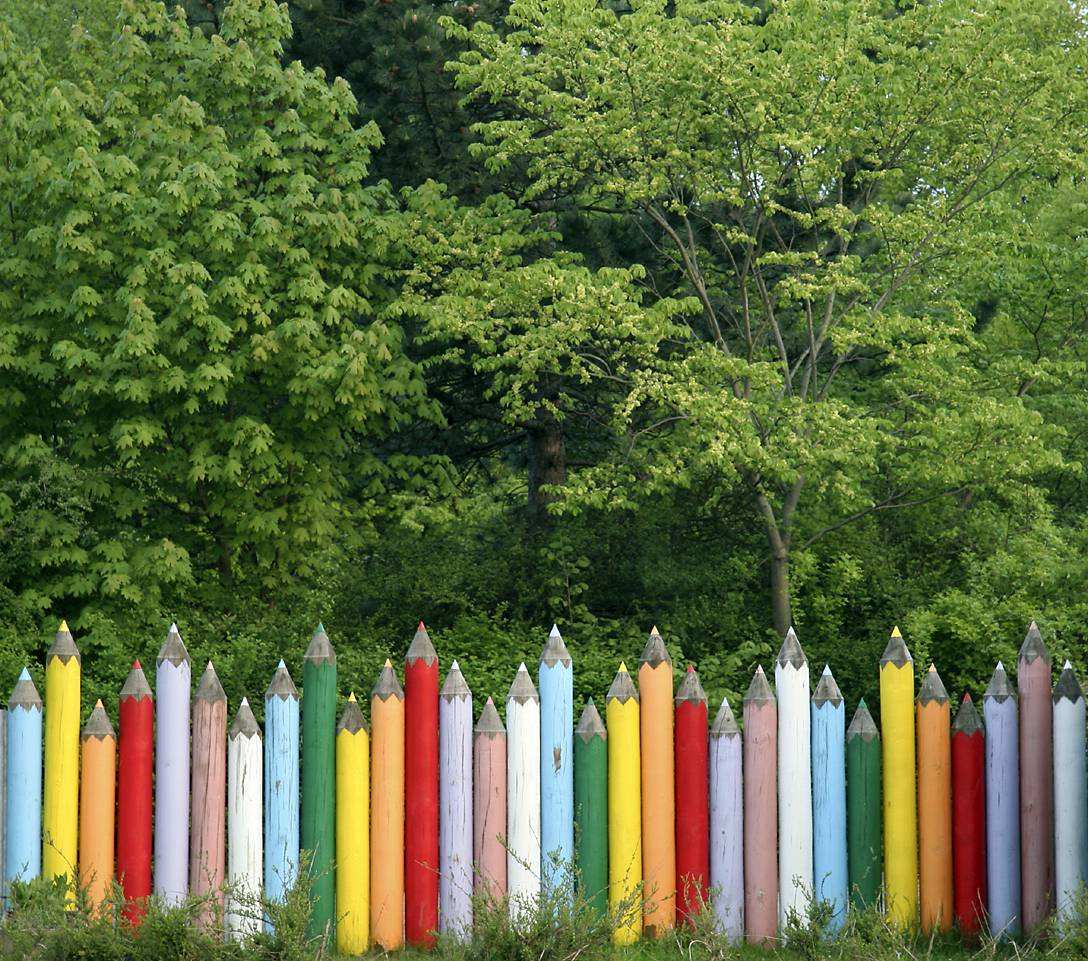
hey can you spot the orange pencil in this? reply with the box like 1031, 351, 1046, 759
79, 700, 116, 912
371, 660, 405, 950
917, 665, 953, 933
639, 627, 675, 935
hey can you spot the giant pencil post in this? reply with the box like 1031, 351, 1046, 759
639, 628, 675, 935
439, 662, 472, 938
574, 700, 607, 917
6, 669, 42, 890
811, 666, 846, 932
507, 663, 541, 924
336, 693, 370, 954
880, 627, 917, 927
191, 662, 227, 927
1019, 622, 1054, 933
473, 698, 506, 904
846, 700, 881, 910
984, 663, 1020, 938
1053, 661, 1086, 927
405, 623, 439, 946
43, 621, 79, 892
709, 697, 743, 942
155, 623, 191, 906
301, 624, 336, 940
79, 701, 115, 913
540, 625, 573, 900
674, 665, 708, 924
371, 659, 404, 950
227, 699, 263, 942
775, 628, 812, 928
264, 660, 300, 917
607, 663, 641, 945
951, 694, 985, 939
118, 661, 153, 923
917, 665, 953, 934
743, 666, 776, 945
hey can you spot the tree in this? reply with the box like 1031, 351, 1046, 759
0, 0, 438, 615
449, 0, 1088, 631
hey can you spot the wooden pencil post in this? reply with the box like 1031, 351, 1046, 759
117, 661, 153, 924
405, 623, 439, 947
507, 663, 541, 924
743, 666, 777, 946
264, 660, 300, 920
709, 697, 743, 942
811, 665, 846, 932
539, 626, 574, 901
574, 700, 607, 917
983, 662, 1021, 938
846, 700, 881, 910
1019, 622, 1054, 933
5, 669, 42, 890
473, 698, 507, 905
1052, 660, 1086, 927
951, 694, 985, 939
0, 704, 6, 907
775, 628, 812, 929
439, 662, 472, 938
674, 665, 708, 925
227, 699, 263, 942
79, 701, 115, 913
638, 628, 675, 935
336, 693, 370, 954
155, 623, 191, 906
917, 664, 953, 933
43, 620, 79, 892
302, 624, 337, 941
371, 660, 405, 951
191, 662, 227, 927
606, 663, 641, 945
880, 627, 917, 928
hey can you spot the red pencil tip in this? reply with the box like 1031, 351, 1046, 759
133, 659, 141, 669
963, 691, 972, 701
418, 620, 426, 630
686, 664, 695, 672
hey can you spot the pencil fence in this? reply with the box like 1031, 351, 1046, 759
1, 618, 1083, 949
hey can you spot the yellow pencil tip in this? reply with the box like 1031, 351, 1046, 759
891, 625, 902, 637
384, 658, 393, 668
94, 698, 103, 708
348, 691, 357, 702
59, 619, 69, 633
619, 661, 629, 673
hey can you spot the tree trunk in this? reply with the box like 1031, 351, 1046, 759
527, 416, 566, 520
770, 548, 791, 637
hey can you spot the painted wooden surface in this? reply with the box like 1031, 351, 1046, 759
743, 666, 777, 945
371, 660, 405, 951
775, 628, 812, 929
846, 700, 881, 910
951, 694, 985, 939
405, 623, 439, 947
539, 626, 573, 900
984, 662, 1021, 938
709, 697, 743, 943
917, 665, 952, 934
639, 629, 675, 935
227, 700, 263, 942
507, 663, 541, 923
118, 661, 153, 924
6, 670, 42, 889
674, 665, 708, 925
190, 662, 227, 927
811, 666, 846, 932
880, 627, 917, 928
42, 621, 79, 890
301, 624, 337, 941
0, 706, 6, 904
336, 693, 370, 954
574, 700, 606, 917
439, 662, 472, 939
607, 663, 641, 945
264, 660, 300, 917
1052, 661, 1086, 927
155, 624, 191, 906
473, 698, 506, 904
79, 700, 115, 912
1019, 622, 1054, 933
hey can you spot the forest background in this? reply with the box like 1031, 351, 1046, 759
2, 0, 1088, 724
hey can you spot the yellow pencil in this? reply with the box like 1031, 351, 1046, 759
880, 627, 918, 928
336, 693, 370, 955
43, 620, 80, 893
607, 662, 642, 945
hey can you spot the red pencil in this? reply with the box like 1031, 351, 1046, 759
951, 693, 986, 938
117, 660, 153, 925
675, 665, 709, 924
405, 623, 440, 947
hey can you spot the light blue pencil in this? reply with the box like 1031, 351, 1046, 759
264, 659, 300, 925
811, 665, 847, 933
5, 669, 42, 891
539, 624, 573, 897
154, 623, 191, 906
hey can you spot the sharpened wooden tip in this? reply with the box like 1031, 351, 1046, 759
508, 663, 539, 704
607, 663, 638, 703
49, 620, 80, 664
475, 696, 505, 735
639, 627, 670, 667
812, 664, 843, 706
304, 624, 336, 665
675, 665, 707, 704
158, 623, 190, 666
229, 698, 260, 739
541, 625, 572, 667
777, 626, 806, 668
710, 697, 739, 737
918, 664, 949, 705
575, 699, 606, 742
880, 627, 912, 667
337, 695, 368, 734
744, 665, 774, 704
9, 667, 41, 709
1020, 621, 1050, 666
441, 661, 471, 700
406, 621, 437, 665
373, 659, 404, 701
266, 659, 299, 700
984, 661, 1016, 702
194, 661, 226, 702
1053, 660, 1083, 703
847, 699, 879, 742
952, 693, 983, 735
82, 700, 114, 740
121, 660, 152, 701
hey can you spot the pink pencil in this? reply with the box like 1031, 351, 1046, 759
190, 662, 227, 927
473, 698, 507, 903
744, 666, 777, 945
